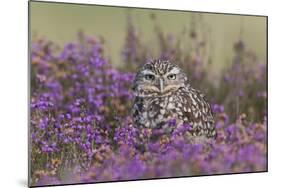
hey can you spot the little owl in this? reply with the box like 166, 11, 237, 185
132, 59, 216, 140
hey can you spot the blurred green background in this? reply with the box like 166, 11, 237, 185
30, 1, 266, 71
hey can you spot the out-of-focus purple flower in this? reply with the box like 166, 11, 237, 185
212, 104, 224, 113
168, 119, 177, 126
36, 175, 61, 186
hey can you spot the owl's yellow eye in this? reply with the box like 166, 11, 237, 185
167, 74, 176, 80
145, 74, 155, 81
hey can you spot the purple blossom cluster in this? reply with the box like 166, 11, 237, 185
30, 37, 135, 184
30, 28, 267, 186
77, 110, 266, 184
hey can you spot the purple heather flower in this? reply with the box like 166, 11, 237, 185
168, 119, 177, 126
30, 33, 267, 186
37, 175, 61, 186
212, 104, 224, 113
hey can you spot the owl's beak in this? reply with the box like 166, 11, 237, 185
159, 78, 164, 93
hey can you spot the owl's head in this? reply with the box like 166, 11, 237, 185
133, 59, 189, 97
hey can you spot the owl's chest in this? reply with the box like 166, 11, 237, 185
134, 94, 186, 128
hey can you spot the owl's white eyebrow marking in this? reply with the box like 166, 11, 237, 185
167, 67, 180, 75
141, 70, 155, 75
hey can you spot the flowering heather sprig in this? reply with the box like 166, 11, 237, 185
219, 40, 267, 122
122, 14, 148, 69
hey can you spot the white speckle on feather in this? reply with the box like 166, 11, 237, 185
167, 103, 174, 109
